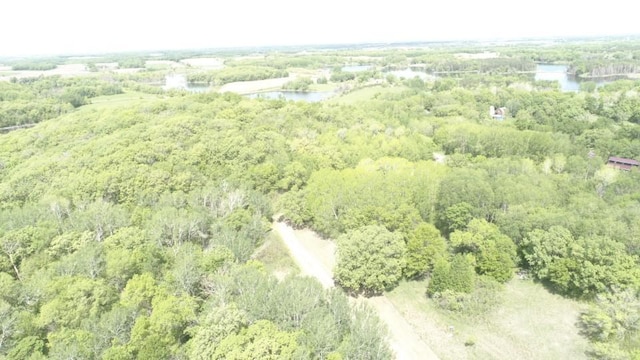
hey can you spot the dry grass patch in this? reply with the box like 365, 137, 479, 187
386, 279, 589, 360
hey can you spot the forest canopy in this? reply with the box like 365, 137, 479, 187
1, 38, 640, 359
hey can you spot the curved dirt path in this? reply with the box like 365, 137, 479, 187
273, 222, 439, 360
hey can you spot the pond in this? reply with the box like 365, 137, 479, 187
245, 91, 334, 102
535, 64, 621, 92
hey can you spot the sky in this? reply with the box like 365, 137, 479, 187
1, 0, 638, 56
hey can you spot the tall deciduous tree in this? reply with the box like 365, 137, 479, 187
212, 320, 299, 360
334, 225, 405, 294
522, 227, 640, 298
404, 222, 448, 279
450, 219, 517, 283
427, 255, 476, 296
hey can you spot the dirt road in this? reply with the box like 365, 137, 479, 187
273, 222, 440, 360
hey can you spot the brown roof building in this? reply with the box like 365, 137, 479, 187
607, 156, 640, 171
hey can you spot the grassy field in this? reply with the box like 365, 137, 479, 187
308, 83, 338, 92
329, 85, 407, 104
386, 279, 589, 360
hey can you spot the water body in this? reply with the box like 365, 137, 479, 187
535, 64, 621, 92
534, 64, 580, 92
246, 91, 333, 102
163, 74, 211, 93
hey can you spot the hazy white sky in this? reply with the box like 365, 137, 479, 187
1, 0, 638, 56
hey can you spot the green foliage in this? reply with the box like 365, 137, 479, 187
427, 254, 476, 296
431, 276, 503, 316
128, 294, 197, 359
212, 320, 299, 360
187, 304, 248, 360
579, 289, 640, 360
339, 304, 392, 360
330, 71, 356, 82
522, 227, 640, 298
11, 62, 58, 71
450, 219, 517, 283
276, 189, 312, 228
118, 58, 145, 69
302, 158, 445, 238
3, 43, 640, 358
187, 66, 288, 85
403, 222, 448, 279
0, 76, 122, 127
37, 276, 117, 330
6, 335, 46, 359
283, 77, 313, 91
436, 169, 495, 232
335, 225, 406, 294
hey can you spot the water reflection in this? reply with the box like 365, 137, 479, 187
535, 64, 621, 92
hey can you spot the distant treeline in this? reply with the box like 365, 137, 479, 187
409, 57, 536, 74
11, 62, 58, 71
570, 61, 640, 78
187, 66, 288, 85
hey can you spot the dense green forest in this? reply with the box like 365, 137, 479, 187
1, 38, 640, 359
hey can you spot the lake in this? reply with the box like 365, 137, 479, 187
535, 64, 621, 92
245, 91, 334, 102
534, 64, 580, 92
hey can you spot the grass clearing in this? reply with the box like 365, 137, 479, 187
253, 231, 299, 280
386, 278, 589, 360
329, 85, 407, 104
308, 83, 337, 92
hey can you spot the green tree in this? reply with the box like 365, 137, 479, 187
334, 225, 406, 294
427, 255, 475, 296
37, 277, 117, 330
579, 289, 640, 359
128, 294, 197, 359
523, 227, 640, 298
450, 219, 516, 283
339, 304, 392, 360
212, 320, 299, 360
187, 304, 248, 360
6, 335, 46, 360
403, 222, 448, 279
